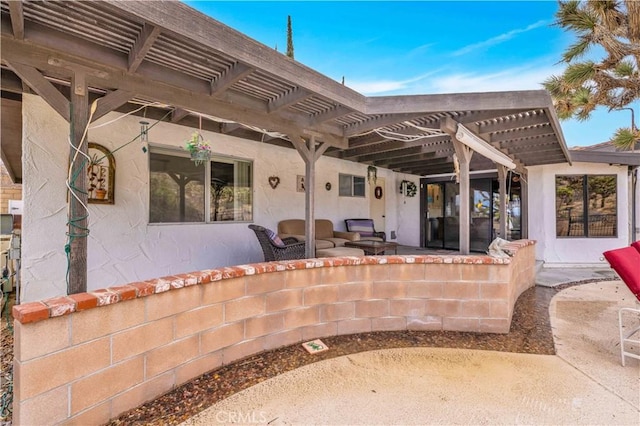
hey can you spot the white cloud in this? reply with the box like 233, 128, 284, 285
451, 20, 550, 56
348, 61, 565, 96
427, 65, 560, 94
347, 70, 445, 95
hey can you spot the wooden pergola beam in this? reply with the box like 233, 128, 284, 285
7, 1, 24, 40
93, 90, 134, 122
210, 62, 253, 96
5, 61, 70, 121
1, 37, 348, 148
268, 87, 313, 113
128, 23, 161, 73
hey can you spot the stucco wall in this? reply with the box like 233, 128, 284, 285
527, 162, 632, 266
21, 95, 421, 302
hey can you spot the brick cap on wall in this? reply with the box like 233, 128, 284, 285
13, 240, 535, 324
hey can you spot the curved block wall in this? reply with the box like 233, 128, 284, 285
12, 240, 535, 425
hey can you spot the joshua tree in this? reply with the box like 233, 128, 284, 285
543, 0, 640, 150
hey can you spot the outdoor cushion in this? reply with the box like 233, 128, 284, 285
317, 247, 364, 257
603, 246, 640, 301
344, 218, 386, 242
345, 219, 375, 236
277, 219, 359, 249
264, 227, 285, 247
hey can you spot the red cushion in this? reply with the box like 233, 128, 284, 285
603, 246, 640, 301
632, 241, 640, 253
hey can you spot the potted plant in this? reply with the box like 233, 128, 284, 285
95, 166, 107, 199
87, 152, 101, 198
184, 131, 212, 166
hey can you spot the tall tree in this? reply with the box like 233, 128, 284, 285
543, 0, 640, 150
286, 15, 294, 59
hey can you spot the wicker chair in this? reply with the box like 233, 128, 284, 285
249, 224, 306, 261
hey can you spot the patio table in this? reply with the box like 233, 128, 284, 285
344, 240, 398, 255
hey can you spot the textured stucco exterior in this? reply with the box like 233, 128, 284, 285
21, 95, 421, 302
527, 162, 634, 266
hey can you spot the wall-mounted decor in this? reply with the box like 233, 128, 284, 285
325, 182, 332, 191
374, 185, 383, 199
296, 175, 305, 192
87, 143, 115, 204
400, 180, 417, 197
268, 176, 280, 189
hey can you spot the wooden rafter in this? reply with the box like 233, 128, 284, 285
5, 61, 70, 121
128, 23, 161, 72
93, 90, 134, 122
210, 62, 253, 96
268, 87, 313, 113
171, 107, 190, 123
7, 1, 24, 40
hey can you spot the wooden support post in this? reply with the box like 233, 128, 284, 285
520, 171, 528, 239
291, 135, 329, 259
451, 139, 473, 255
497, 165, 508, 240
304, 136, 316, 259
68, 72, 89, 294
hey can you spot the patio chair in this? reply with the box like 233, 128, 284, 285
603, 244, 640, 366
344, 218, 386, 242
249, 224, 306, 261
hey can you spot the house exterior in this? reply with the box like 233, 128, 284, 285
1, 2, 638, 304
14, 94, 639, 303
528, 157, 638, 267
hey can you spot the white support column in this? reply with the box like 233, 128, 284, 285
291, 135, 329, 259
520, 171, 528, 239
497, 165, 508, 240
451, 139, 473, 254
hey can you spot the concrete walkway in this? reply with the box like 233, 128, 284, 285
181, 268, 639, 425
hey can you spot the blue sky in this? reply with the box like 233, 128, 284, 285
185, 1, 638, 148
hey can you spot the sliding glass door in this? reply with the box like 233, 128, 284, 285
425, 177, 519, 252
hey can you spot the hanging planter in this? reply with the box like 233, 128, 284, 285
184, 131, 212, 166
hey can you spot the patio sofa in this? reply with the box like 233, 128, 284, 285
277, 219, 360, 249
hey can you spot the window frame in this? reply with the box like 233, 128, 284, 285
148, 145, 253, 224
555, 174, 617, 238
338, 173, 366, 197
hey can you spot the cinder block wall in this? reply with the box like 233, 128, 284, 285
0, 161, 21, 214
13, 240, 535, 425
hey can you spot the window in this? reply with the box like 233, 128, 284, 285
555, 175, 616, 237
149, 147, 252, 223
339, 174, 365, 197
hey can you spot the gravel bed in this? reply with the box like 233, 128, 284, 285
106, 285, 560, 426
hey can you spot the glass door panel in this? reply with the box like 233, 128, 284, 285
470, 179, 492, 252
443, 182, 460, 250
426, 183, 444, 248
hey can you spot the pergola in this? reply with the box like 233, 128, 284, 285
0, 0, 571, 292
